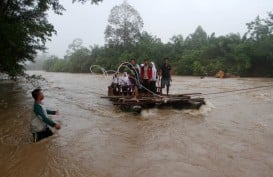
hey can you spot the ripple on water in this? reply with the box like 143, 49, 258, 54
181, 101, 215, 116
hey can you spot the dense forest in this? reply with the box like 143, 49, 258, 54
0, 0, 101, 78
1, 1, 272, 78
43, 2, 273, 77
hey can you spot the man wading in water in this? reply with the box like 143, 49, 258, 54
30, 88, 61, 142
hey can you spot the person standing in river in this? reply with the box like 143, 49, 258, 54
159, 58, 172, 95
30, 88, 61, 143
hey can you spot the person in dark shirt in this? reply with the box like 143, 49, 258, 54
159, 58, 172, 95
130, 59, 141, 82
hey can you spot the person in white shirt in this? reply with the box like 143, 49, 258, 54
111, 73, 120, 94
150, 62, 157, 93
120, 72, 131, 95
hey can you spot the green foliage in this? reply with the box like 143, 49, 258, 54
245, 11, 273, 76
5, 1, 272, 78
173, 50, 201, 75
105, 1, 143, 48
0, 0, 103, 78
0, 0, 65, 78
42, 10, 273, 77
185, 26, 208, 50
69, 48, 91, 72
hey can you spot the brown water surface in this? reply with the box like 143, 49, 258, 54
1, 71, 273, 177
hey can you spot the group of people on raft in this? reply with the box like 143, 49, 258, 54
110, 57, 172, 96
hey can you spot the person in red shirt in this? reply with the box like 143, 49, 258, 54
140, 59, 152, 93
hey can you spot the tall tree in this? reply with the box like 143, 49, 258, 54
135, 31, 164, 63
0, 0, 65, 78
185, 25, 208, 49
0, 0, 102, 78
246, 11, 273, 76
246, 12, 273, 41
104, 1, 144, 48
66, 38, 84, 56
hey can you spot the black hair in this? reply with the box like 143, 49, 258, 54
32, 88, 42, 100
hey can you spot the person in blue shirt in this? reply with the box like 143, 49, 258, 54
30, 88, 61, 142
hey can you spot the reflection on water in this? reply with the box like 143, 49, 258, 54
1, 71, 273, 177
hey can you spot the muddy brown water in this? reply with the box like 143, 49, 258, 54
0, 71, 273, 177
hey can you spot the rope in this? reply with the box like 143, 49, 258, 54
116, 62, 162, 97
90, 65, 108, 77
202, 84, 273, 96
90, 63, 272, 99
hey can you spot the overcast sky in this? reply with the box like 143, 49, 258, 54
45, 0, 273, 57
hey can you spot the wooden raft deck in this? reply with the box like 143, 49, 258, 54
101, 93, 206, 113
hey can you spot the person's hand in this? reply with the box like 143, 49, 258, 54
55, 124, 61, 129
55, 110, 60, 115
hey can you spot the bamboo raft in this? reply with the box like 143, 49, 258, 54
101, 92, 206, 113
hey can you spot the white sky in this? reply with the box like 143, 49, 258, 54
45, 0, 273, 57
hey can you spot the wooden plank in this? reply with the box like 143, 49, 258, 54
101, 96, 133, 99
101, 93, 202, 99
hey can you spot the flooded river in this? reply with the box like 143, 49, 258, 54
1, 71, 273, 177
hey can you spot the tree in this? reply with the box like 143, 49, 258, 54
69, 47, 91, 72
0, 0, 102, 78
104, 1, 144, 48
0, 0, 65, 78
185, 25, 208, 49
135, 31, 164, 63
66, 38, 84, 56
43, 55, 61, 72
246, 13, 273, 41
245, 11, 273, 76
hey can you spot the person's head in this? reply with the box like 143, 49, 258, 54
31, 88, 44, 101
163, 57, 169, 64
144, 59, 149, 65
130, 59, 136, 65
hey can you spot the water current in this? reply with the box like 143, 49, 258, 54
0, 71, 273, 177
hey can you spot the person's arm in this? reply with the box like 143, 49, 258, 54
140, 67, 143, 79
169, 65, 172, 81
34, 104, 56, 127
